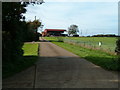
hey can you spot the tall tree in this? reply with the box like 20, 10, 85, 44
68, 24, 79, 36
2, 2, 27, 63
2, 2, 44, 77
2, 1, 44, 78
24, 20, 41, 41
2, 2, 43, 63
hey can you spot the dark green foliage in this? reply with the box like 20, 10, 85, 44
2, 2, 43, 78
2, 2, 28, 78
3, 43, 39, 78
3, 56, 38, 78
116, 37, 120, 70
2, 2, 26, 63
116, 38, 120, 54
23, 20, 41, 42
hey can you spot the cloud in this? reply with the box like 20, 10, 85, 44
23, 2, 118, 35
44, 0, 119, 2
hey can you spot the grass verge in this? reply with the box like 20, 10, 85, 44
52, 42, 118, 71
3, 43, 39, 79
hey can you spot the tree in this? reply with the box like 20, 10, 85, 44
68, 24, 79, 36
29, 20, 41, 33
2, 2, 43, 63
24, 20, 42, 41
2, 2, 44, 78
2, 2, 27, 63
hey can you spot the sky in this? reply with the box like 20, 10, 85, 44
23, 0, 119, 36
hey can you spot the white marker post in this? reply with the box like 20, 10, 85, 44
98, 41, 102, 47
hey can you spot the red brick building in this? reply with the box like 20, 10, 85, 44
42, 29, 66, 37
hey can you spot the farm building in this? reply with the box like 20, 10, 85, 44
42, 29, 67, 37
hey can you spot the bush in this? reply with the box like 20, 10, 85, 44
56, 37, 64, 42
73, 35, 79, 37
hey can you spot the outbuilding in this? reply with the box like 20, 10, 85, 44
42, 29, 66, 37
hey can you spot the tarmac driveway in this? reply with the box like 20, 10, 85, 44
3, 42, 119, 88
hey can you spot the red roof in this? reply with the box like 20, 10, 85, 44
44, 29, 66, 32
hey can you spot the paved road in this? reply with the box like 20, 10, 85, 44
3, 41, 118, 88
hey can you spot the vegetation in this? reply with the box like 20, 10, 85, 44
66, 37, 117, 53
45, 37, 117, 53
45, 37, 118, 71
2, 2, 27, 66
116, 37, 120, 70
92, 34, 117, 37
115, 38, 120, 54
68, 24, 79, 36
22, 43, 38, 56
3, 43, 39, 78
24, 20, 41, 42
2, 2, 43, 78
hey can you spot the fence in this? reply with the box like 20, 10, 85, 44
63, 38, 116, 55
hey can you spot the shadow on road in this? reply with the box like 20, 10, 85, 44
35, 56, 119, 88
2, 56, 119, 89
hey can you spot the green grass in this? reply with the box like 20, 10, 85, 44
3, 43, 39, 79
65, 37, 117, 52
45, 37, 117, 53
53, 42, 118, 71
45, 37, 118, 71
23, 43, 38, 56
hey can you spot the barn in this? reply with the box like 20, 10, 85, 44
42, 29, 66, 37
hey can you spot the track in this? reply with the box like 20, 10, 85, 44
3, 41, 118, 88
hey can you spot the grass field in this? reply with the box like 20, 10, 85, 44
3, 43, 39, 78
65, 37, 117, 52
44, 37, 118, 71
45, 37, 117, 54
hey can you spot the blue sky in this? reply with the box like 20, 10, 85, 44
23, 1, 118, 36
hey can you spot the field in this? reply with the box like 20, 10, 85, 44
45, 37, 117, 54
44, 37, 118, 71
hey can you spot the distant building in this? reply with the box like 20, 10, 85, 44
42, 29, 66, 37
